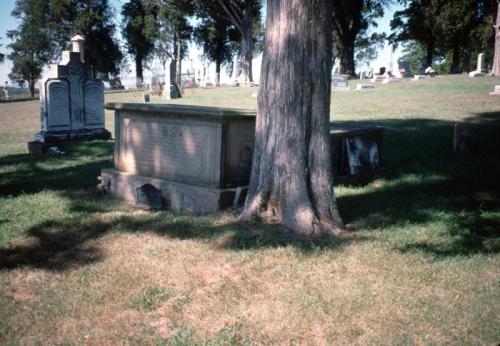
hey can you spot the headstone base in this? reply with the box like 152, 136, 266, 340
356, 84, 374, 90
332, 86, 350, 92
98, 168, 247, 213
371, 75, 384, 83
162, 85, 181, 100
34, 128, 111, 144
382, 77, 404, 84
468, 71, 485, 78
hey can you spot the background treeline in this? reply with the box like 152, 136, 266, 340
1, 0, 499, 96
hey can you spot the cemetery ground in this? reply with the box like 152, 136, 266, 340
0, 75, 499, 344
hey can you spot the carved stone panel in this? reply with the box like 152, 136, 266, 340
84, 79, 105, 128
45, 79, 71, 131
117, 113, 221, 187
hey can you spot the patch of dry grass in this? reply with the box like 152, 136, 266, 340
1, 75, 499, 344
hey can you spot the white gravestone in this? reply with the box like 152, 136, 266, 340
387, 44, 394, 73
232, 55, 239, 85
469, 53, 486, 77
489, 85, 500, 96
36, 35, 110, 144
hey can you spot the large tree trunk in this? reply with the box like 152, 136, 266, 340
338, 40, 355, 76
135, 56, 143, 88
425, 41, 434, 67
241, 0, 344, 235
493, 3, 500, 76
239, 15, 254, 84
450, 44, 460, 74
215, 58, 221, 86
29, 79, 35, 98
176, 39, 182, 87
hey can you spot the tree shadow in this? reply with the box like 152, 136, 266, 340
0, 141, 113, 196
0, 213, 367, 271
1, 113, 499, 270
335, 111, 500, 257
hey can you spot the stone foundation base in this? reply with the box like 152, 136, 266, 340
356, 84, 374, 90
99, 169, 248, 213
469, 71, 485, 77
34, 128, 111, 144
332, 87, 350, 92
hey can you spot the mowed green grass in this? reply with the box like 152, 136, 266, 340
0, 75, 499, 345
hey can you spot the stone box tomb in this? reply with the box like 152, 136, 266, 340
100, 104, 256, 213
100, 104, 386, 211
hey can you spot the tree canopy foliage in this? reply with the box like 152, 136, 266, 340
391, 0, 499, 73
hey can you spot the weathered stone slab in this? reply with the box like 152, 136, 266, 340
356, 84, 374, 90
43, 79, 71, 131
100, 168, 246, 213
413, 75, 426, 81
332, 74, 349, 89
84, 79, 105, 128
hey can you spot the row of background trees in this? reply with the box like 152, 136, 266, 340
1, 0, 499, 96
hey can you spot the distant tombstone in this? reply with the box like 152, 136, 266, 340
143, 93, 150, 103
398, 61, 413, 77
33, 35, 110, 147
413, 75, 426, 81
162, 58, 180, 99
232, 55, 239, 85
379, 67, 386, 75
331, 74, 349, 91
469, 53, 486, 77
357, 84, 374, 90
489, 85, 500, 96
387, 44, 394, 73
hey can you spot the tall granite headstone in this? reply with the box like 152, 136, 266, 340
35, 35, 111, 144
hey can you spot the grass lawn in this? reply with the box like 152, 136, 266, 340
0, 75, 499, 345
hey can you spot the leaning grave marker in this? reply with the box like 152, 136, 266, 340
30, 35, 110, 152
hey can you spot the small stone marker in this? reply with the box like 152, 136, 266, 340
356, 84, 374, 90
413, 75, 426, 81
489, 85, 500, 95
398, 61, 413, 77
469, 53, 486, 77
143, 93, 150, 103
332, 74, 350, 91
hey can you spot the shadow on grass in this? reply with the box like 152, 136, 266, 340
0, 141, 113, 197
0, 213, 366, 271
0, 114, 499, 269
336, 111, 500, 257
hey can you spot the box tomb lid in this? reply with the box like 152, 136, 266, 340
105, 103, 256, 121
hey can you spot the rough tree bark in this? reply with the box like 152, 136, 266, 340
241, 0, 344, 235
493, 2, 500, 76
135, 55, 143, 88
338, 41, 355, 76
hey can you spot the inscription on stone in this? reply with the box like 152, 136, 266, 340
84, 79, 105, 127
34, 34, 110, 145
46, 80, 71, 130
